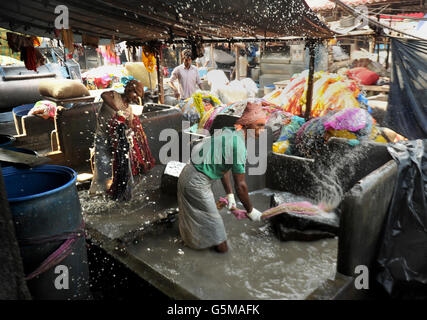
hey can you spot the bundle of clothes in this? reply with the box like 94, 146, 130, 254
28, 100, 58, 119
82, 65, 128, 90
289, 108, 387, 158
178, 69, 406, 158
107, 112, 155, 201
6, 32, 44, 71
263, 70, 362, 118
178, 91, 223, 125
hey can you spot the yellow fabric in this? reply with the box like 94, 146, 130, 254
142, 46, 156, 73
273, 140, 289, 154
327, 129, 358, 140
198, 107, 215, 129
370, 127, 388, 143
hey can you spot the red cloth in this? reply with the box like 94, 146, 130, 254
108, 114, 155, 178
347, 67, 379, 85
235, 101, 266, 126
21, 46, 37, 71
129, 116, 156, 175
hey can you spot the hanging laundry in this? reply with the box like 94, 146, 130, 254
6, 32, 20, 52
107, 114, 132, 201
20, 46, 37, 71
106, 112, 155, 201
61, 29, 74, 53
142, 45, 156, 72
82, 34, 99, 48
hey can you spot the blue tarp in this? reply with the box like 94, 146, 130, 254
384, 38, 427, 140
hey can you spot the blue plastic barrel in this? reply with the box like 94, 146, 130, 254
12, 104, 35, 117
2, 165, 91, 300
12, 104, 34, 135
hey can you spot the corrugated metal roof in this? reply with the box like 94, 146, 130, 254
0, 0, 334, 42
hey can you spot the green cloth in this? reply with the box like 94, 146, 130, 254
193, 127, 246, 180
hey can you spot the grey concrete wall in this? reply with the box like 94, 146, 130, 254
337, 160, 398, 277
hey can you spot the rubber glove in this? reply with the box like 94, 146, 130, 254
226, 193, 237, 210
247, 208, 262, 221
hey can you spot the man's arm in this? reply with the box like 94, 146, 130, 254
221, 171, 233, 195
232, 173, 253, 213
196, 70, 202, 90
101, 91, 120, 111
168, 69, 180, 98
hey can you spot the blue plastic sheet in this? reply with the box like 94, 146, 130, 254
385, 38, 427, 139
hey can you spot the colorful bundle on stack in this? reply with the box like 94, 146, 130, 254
263, 70, 363, 118
178, 91, 222, 125
28, 100, 58, 119
292, 108, 387, 158
197, 98, 281, 133
273, 115, 306, 154
82, 65, 128, 90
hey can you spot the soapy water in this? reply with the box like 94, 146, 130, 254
125, 190, 337, 300
300, 141, 373, 212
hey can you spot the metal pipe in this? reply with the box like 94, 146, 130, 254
3, 73, 56, 81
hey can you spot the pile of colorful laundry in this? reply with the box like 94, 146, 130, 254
196, 98, 282, 133
82, 65, 128, 90
290, 108, 387, 158
178, 69, 391, 156
264, 70, 362, 118
262, 70, 389, 155
178, 91, 223, 125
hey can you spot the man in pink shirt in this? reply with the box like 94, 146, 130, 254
168, 49, 202, 101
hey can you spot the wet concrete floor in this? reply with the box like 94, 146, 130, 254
81, 178, 338, 300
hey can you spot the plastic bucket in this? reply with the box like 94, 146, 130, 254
12, 104, 35, 117
12, 104, 34, 135
2, 165, 91, 300
264, 85, 275, 95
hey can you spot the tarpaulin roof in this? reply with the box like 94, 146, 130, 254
0, 0, 334, 42
306, 0, 405, 11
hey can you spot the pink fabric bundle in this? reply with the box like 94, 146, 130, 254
29, 100, 57, 119
323, 108, 368, 132
218, 197, 325, 220
218, 197, 248, 220
261, 201, 324, 219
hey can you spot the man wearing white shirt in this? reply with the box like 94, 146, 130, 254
168, 49, 202, 101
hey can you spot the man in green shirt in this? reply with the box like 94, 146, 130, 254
177, 101, 266, 253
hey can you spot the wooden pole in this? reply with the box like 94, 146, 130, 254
385, 19, 392, 70
385, 38, 391, 70
210, 43, 214, 68
377, 39, 380, 62
369, 36, 375, 53
305, 40, 316, 121
235, 45, 240, 80
157, 45, 164, 104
